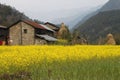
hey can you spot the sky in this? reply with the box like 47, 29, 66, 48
0, 0, 109, 22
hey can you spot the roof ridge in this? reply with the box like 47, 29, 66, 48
23, 20, 46, 30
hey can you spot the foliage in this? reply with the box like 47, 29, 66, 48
0, 3, 45, 27
76, 10, 120, 44
0, 46, 120, 80
0, 3, 29, 26
114, 34, 120, 45
34, 19, 45, 24
54, 39, 68, 45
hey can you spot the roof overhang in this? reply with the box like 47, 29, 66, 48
0, 25, 7, 29
36, 34, 57, 42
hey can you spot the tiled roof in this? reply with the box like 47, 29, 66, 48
36, 34, 57, 41
23, 20, 46, 30
45, 22, 59, 30
9, 20, 56, 32
45, 22, 58, 27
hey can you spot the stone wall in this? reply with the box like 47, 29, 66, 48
45, 24, 58, 37
35, 38, 47, 45
21, 22, 35, 45
9, 22, 35, 45
9, 22, 22, 45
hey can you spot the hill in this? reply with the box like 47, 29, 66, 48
0, 3, 29, 26
52, 7, 101, 29
75, 0, 120, 44
77, 10, 120, 44
100, 0, 120, 12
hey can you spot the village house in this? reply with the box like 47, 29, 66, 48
8, 20, 57, 45
45, 22, 59, 32
44, 22, 59, 37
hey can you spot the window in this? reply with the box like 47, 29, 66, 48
24, 29, 27, 34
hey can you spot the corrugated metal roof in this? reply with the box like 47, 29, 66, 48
45, 22, 59, 28
45, 22, 59, 30
36, 34, 57, 41
0, 25, 7, 28
40, 24, 55, 32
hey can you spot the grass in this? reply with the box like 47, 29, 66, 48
29, 57, 120, 80
0, 45, 120, 80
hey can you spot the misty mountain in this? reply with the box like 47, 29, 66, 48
52, 7, 101, 29
100, 0, 120, 12
75, 0, 120, 44
73, 7, 101, 30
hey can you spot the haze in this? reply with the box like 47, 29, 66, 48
0, 0, 109, 22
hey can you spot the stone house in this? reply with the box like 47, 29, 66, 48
44, 22, 59, 37
8, 20, 57, 45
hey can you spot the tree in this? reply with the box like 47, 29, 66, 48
34, 19, 44, 24
114, 34, 120, 45
0, 3, 29, 26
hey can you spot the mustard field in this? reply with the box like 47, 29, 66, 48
0, 45, 120, 80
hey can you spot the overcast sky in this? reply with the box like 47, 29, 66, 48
0, 0, 109, 22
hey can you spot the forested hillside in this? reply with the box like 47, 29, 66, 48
75, 0, 120, 44
76, 10, 120, 44
0, 3, 29, 26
